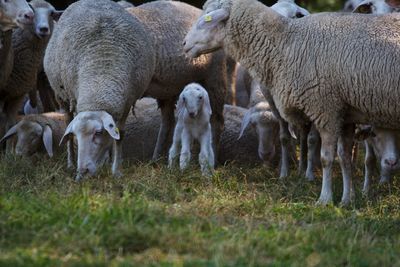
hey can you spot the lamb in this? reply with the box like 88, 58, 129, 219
0, 0, 63, 145
44, 0, 155, 180
122, 98, 260, 164
355, 126, 400, 195
0, 0, 33, 31
0, 112, 66, 157
168, 83, 214, 176
125, 1, 230, 161
183, 0, 400, 205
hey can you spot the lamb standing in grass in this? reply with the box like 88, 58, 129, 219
183, 0, 400, 205
0, 112, 66, 157
44, 0, 155, 180
168, 83, 214, 176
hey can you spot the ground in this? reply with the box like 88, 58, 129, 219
0, 154, 399, 266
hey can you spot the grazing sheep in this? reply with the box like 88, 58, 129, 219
44, 0, 155, 180
355, 126, 400, 195
126, 1, 229, 161
183, 0, 400, 205
122, 98, 260, 164
168, 83, 214, 176
0, 0, 63, 144
353, 0, 398, 13
117, 0, 134, 8
0, 0, 34, 31
0, 112, 66, 157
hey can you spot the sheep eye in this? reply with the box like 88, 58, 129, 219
183, 97, 186, 102
199, 96, 203, 100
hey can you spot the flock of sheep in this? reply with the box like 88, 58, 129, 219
0, 0, 399, 206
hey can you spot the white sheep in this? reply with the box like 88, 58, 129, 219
343, 0, 364, 11
0, 0, 33, 31
0, 112, 66, 157
44, 0, 155, 180
0, 0, 62, 150
355, 126, 400, 195
168, 83, 214, 176
183, 0, 400, 206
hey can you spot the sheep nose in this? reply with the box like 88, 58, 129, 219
39, 26, 49, 34
189, 112, 196, 118
182, 40, 186, 46
384, 157, 398, 167
259, 150, 274, 161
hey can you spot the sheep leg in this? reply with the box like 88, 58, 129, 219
337, 124, 355, 206
278, 119, 291, 179
298, 125, 310, 175
179, 129, 192, 170
66, 111, 75, 169
363, 141, 376, 195
316, 130, 338, 205
168, 123, 183, 168
199, 128, 214, 176
111, 130, 124, 178
306, 125, 321, 181
152, 99, 175, 161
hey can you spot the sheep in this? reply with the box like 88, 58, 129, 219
117, 1, 134, 8
44, 0, 156, 180
386, 0, 400, 7
355, 126, 400, 195
353, 0, 399, 13
168, 83, 214, 176
0, 112, 66, 157
183, 0, 400, 205
126, 1, 230, 162
0, 0, 63, 147
0, 0, 34, 31
122, 98, 260, 164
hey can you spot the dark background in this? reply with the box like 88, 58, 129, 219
48, 0, 348, 12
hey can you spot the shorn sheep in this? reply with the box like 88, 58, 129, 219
126, 1, 229, 161
44, 0, 155, 180
184, 0, 400, 205
0, 112, 66, 157
168, 83, 214, 176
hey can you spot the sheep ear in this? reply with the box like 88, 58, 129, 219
101, 112, 120, 140
51, 10, 64, 21
386, 0, 400, 8
0, 123, 20, 143
238, 109, 252, 140
42, 125, 54, 157
296, 7, 309, 17
60, 119, 75, 146
353, 3, 372, 13
197, 9, 229, 30
176, 94, 185, 117
203, 93, 212, 116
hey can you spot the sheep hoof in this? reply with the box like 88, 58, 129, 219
75, 173, 84, 182
305, 171, 315, 182
339, 198, 352, 207
113, 170, 123, 179
315, 196, 333, 206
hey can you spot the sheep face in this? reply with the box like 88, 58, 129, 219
183, 8, 229, 59
353, 0, 396, 14
0, 120, 53, 157
0, 0, 34, 30
239, 103, 279, 165
271, 1, 309, 18
61, 111, 120, 180
30, 0, 63, 38
177, 83, 212, 119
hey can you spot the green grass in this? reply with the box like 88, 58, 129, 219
0, 154, 399, 266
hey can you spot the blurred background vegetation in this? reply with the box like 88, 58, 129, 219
49, 0, 348, 12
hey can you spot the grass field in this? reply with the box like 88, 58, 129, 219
0, 154, 399, 267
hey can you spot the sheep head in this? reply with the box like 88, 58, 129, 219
0, 0, 34, 31
60, 111, 120, 181
353, 0, 396, 14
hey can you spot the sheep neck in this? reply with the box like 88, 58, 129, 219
223, 0, 288, 87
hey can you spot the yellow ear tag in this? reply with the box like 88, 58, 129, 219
115, 127, 120, 134
204, 15, 213, 22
